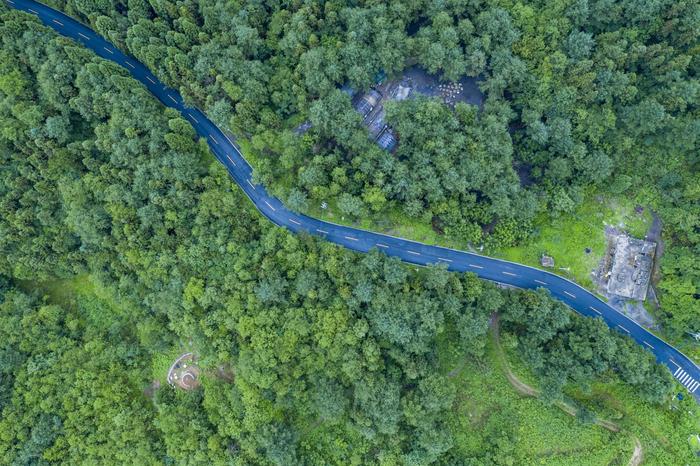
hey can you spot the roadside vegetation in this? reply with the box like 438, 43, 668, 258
1, 2, 698, 465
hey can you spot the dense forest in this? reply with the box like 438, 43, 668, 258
35, 0, 699, 339
0, 2, 698, 465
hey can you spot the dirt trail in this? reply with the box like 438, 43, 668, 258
628, 437, 644, 466
491, 314, 645, 462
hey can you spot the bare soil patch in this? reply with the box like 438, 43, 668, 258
167, 353, 201, 390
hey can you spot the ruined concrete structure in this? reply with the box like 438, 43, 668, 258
606, 235, 656, 301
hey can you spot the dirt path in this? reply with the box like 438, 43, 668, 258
491, 314, 646, 462
628, 437, 644, 466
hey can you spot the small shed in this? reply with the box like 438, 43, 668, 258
540, 255, 555, 267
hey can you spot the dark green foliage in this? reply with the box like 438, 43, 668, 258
501, 288, 674, 404
0, 2, 696, 464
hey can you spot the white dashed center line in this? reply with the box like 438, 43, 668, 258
438, 257, 452, 262
146, 76, 156, 84
468, 264, 483, 269
52, 19, 63, 26
376, 243, 389, 248
589, 306, 602, 315
103, 47, 114, 54
126, 61, 135, 69
643, 341, 654, 349
264, 201, 275, 211
618, 325, 630, 333
289, 219, 301, 226
563, 291, 576, 299
502, 271, 517, 277
168, 95, 178, 104
28, 8, 37, 13
534, 279, 547, 285
78, 32, 90, 40
316, 229, 329, 234
188, 113, 199, 123
209, 135, 219, 144
246, 179, 255, 190
344, 236, 358, 241
226, 155, 236, 166
407, 250, 420, 256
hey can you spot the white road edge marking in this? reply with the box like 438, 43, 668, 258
316, 229, 329, 234
502, 271, 517, 276
344, 236, 358, 241
643, 341, 654, 349
78, 32, 90, 40
221, 132, 236, 147
376, 243, 389, 248
618, 325, 630, 333
468, 264, 483, 269
589, 306, 602, 315
264, 201, 275, 211
564, 291, 576, 298
289, 219, 301, 226
534, 279, 547, 285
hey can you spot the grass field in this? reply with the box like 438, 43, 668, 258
494, 194, 652, 288
439, 324, 700, 464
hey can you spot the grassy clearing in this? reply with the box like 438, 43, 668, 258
434, 320, 700, 464
494, 194, 652, 288
16, 274, 135, 327
499, 330, 700, 464
151, 346, 191, 386
438, 329, 632, 464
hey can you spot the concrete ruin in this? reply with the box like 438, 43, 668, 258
540, 255, 554, 267
604, 235, 656, 301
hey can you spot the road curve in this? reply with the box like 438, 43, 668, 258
8, 0, 700, 402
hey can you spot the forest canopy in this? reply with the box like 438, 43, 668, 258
0, 1, 698, 465
35, 0, 699, 337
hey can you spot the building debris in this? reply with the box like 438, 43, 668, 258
604, 234, 656, 300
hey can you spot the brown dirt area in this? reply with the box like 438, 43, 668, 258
168, 353, 201, 390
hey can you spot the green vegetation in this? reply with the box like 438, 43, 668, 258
497, 194, 652, 287
37, 0, 698, 340
1, 2, 698, 465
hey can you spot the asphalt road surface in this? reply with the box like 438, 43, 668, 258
9, 0, 700, 403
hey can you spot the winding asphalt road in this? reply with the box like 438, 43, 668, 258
8, 0, 700, 402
